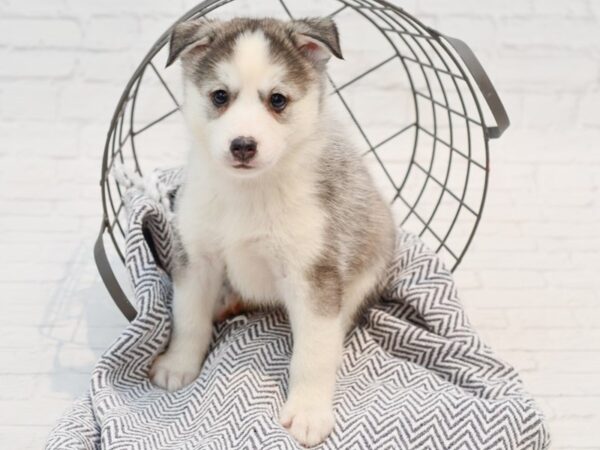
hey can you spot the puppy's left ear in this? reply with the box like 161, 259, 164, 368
290, 18, 343, 66
166, 18, 219, 67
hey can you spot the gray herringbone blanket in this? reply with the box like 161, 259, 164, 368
46, 172, 550, 449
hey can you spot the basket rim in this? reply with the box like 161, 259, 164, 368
99, 0, 498, 274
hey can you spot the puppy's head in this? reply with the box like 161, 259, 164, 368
167, 17, 343, 177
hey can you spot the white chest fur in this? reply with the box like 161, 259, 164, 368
176, 157, 326, 305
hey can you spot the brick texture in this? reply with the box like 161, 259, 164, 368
0, 0, 598, 448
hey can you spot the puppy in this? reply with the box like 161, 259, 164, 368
150, 17, 395, 446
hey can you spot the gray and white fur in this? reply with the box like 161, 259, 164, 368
150, 17, 395, 447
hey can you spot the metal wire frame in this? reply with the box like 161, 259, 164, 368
98, 0, 508, 281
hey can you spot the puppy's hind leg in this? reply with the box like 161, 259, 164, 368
150, 253, 224, 391
279, 272, 344, 447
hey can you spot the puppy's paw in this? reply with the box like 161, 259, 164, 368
280, 396, 335, 447
150, 350, 201, 392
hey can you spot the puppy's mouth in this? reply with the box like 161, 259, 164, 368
232, 163, 254, 170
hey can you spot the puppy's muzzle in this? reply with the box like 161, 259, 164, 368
230, 136, 257, 164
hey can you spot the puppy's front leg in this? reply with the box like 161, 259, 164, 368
280, 275, 344, 447
150, 254, 223, 391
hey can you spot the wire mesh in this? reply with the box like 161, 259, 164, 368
100, 0, 499, 275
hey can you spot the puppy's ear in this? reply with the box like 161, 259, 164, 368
290, 17, 343, 67
166, 18, 219, 67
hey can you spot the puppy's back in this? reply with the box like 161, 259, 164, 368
315, 126, 395, 284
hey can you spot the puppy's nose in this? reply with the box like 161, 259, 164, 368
230, 136, 257, 163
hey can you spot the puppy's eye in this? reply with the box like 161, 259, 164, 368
269, 93, 287, 112
211, 90, 229, 107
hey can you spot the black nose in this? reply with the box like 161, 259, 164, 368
230, 136, 257, 163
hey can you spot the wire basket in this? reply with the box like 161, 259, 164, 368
95, 0, 509, 321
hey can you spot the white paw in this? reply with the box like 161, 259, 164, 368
150, 350, 202, 392
280, 396, 335, 447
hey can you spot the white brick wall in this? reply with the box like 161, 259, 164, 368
0, 1, 599, 448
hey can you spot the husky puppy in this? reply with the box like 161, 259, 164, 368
150, 17, 395, 446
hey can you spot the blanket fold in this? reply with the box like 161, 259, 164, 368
46, 171, 550, 449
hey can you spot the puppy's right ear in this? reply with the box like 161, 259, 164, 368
289, 18, 343, 67
166, 18, 219, 67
